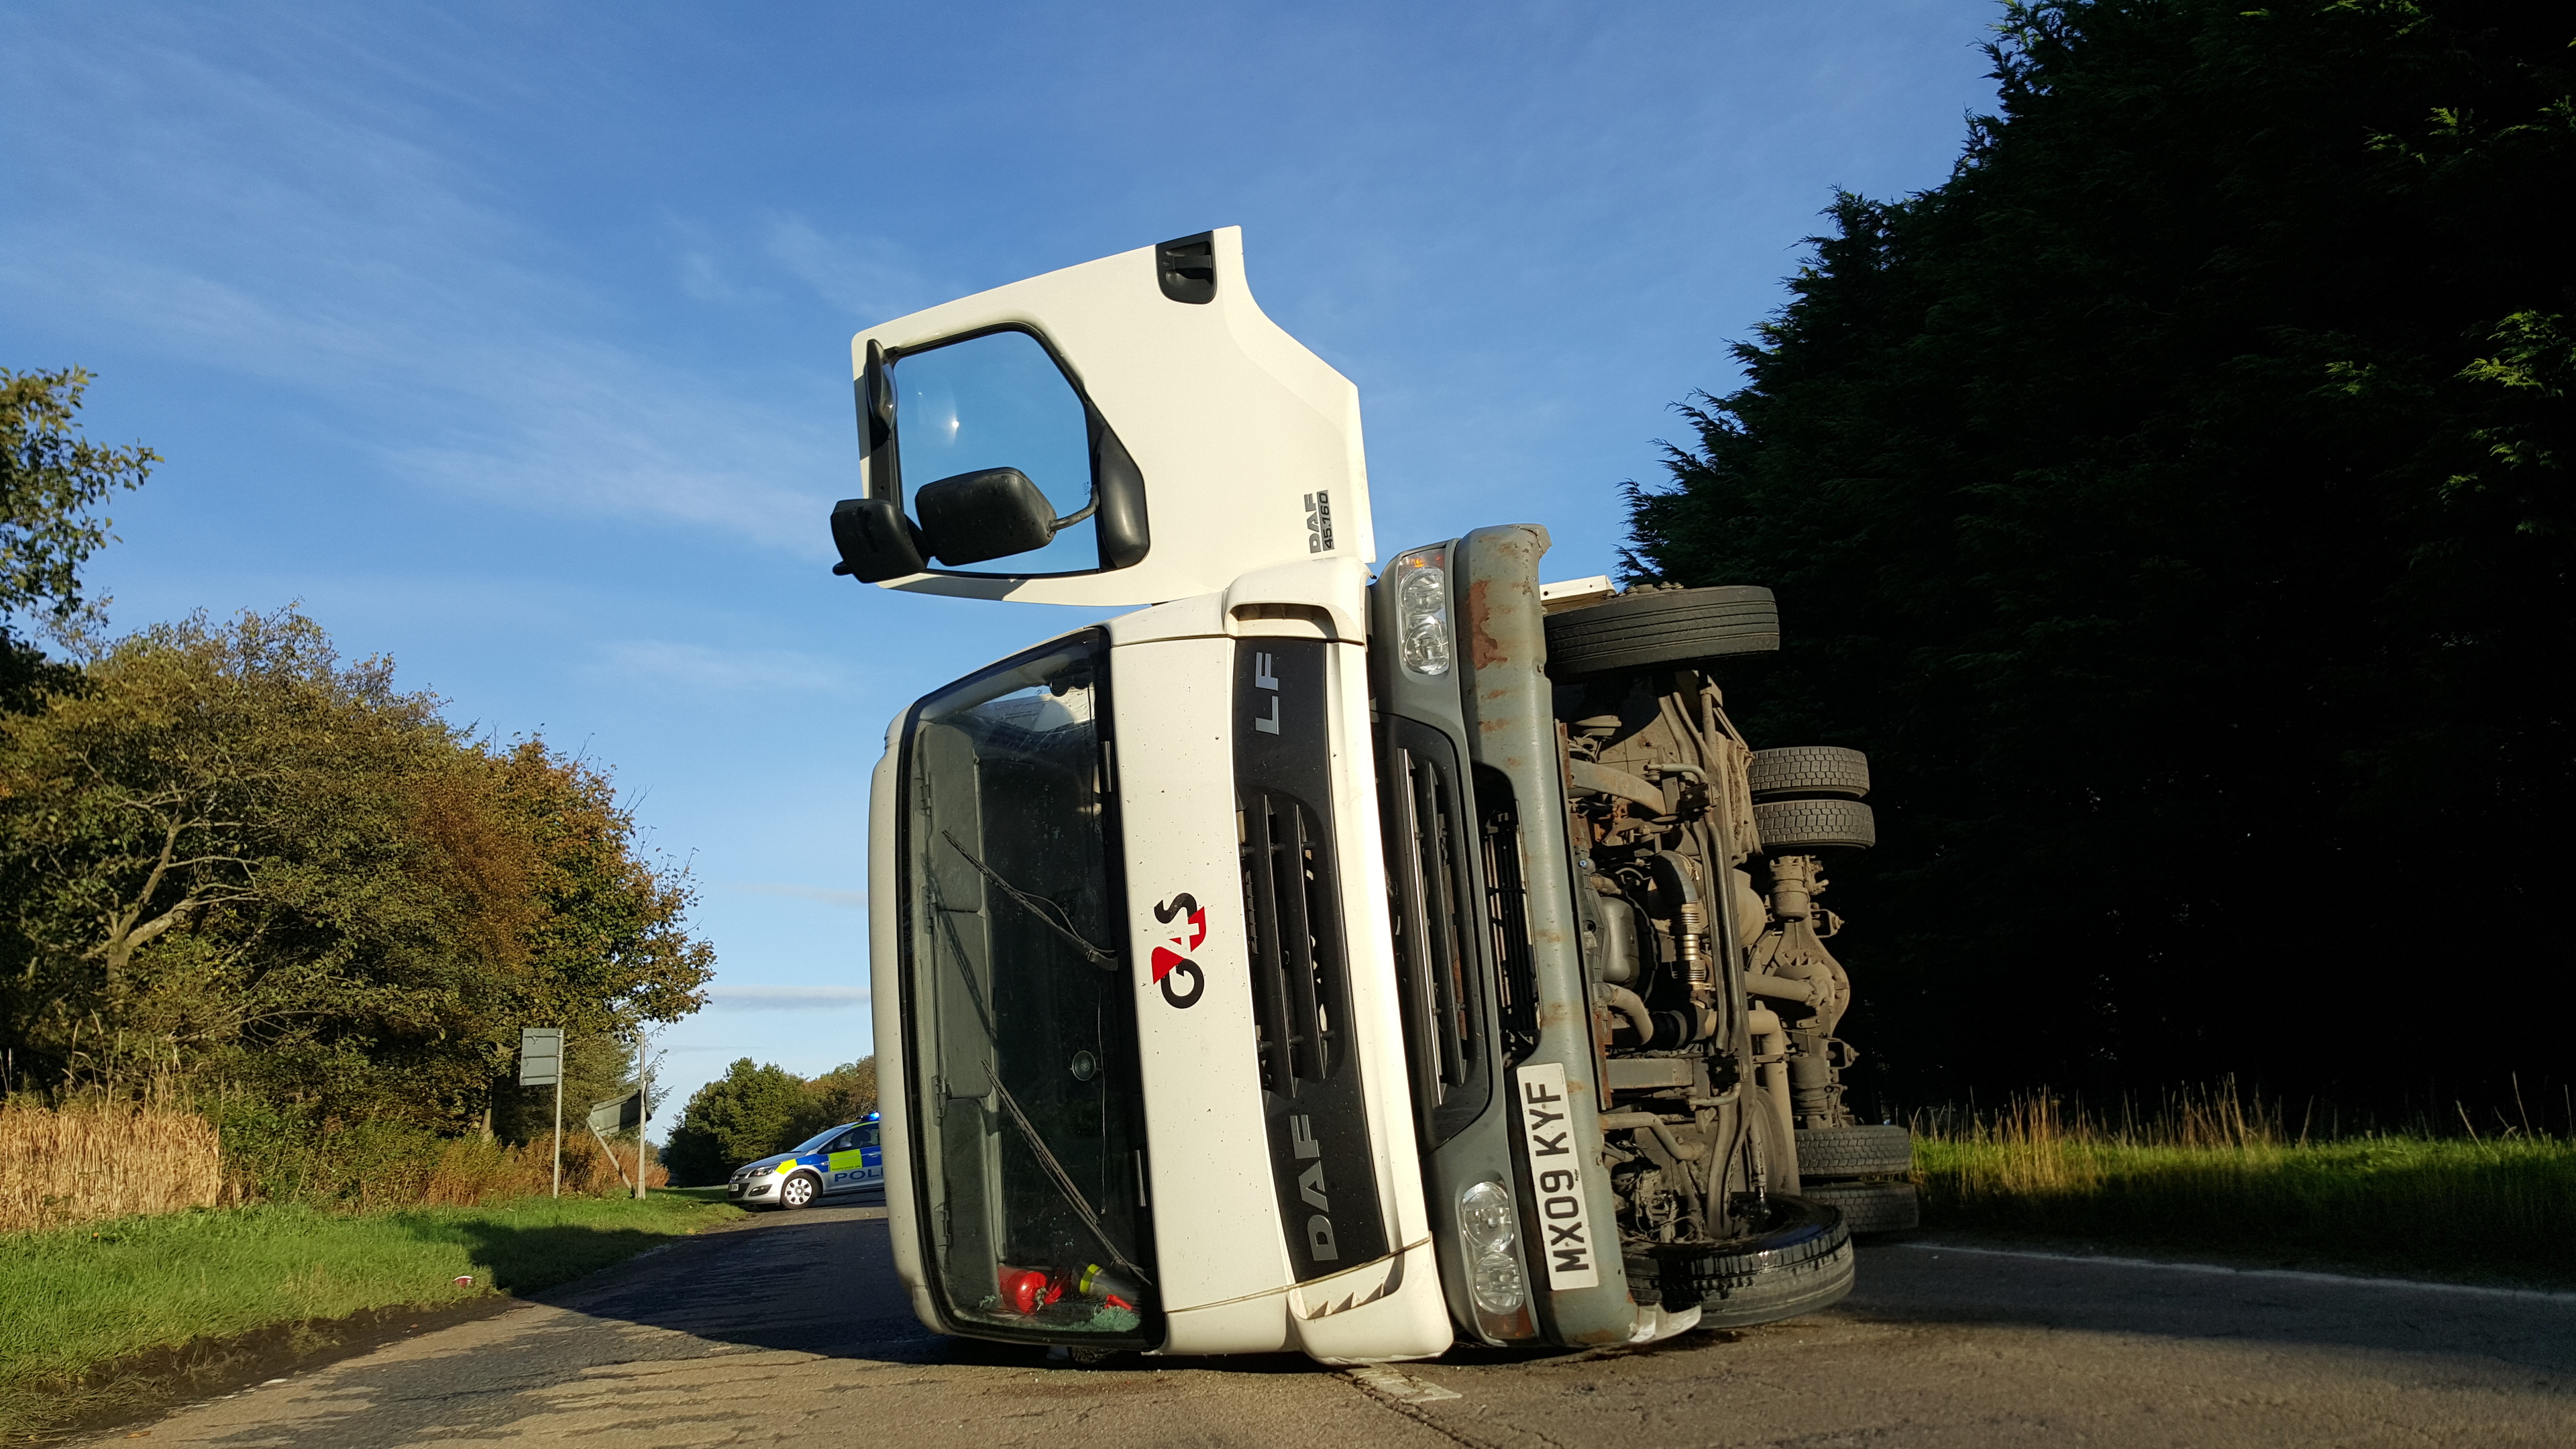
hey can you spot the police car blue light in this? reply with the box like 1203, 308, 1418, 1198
726, 1113, 883, 1210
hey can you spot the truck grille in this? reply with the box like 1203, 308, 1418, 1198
1240, 788, 1344, 1091
1473, 765, 1542, 1064
1385, 727, 1487, 1145
1234, 637, 1389, 1281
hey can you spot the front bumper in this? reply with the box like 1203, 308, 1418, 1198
1373, 525, 1640, 1348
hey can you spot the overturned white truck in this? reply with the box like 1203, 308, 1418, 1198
829, 229, 1913, 1364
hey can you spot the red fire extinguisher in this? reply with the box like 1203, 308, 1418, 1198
998, 1265, 1063, 1315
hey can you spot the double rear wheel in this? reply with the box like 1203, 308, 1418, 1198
1791, 1124, 1918, 1234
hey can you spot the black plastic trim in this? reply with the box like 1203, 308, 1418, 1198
1381, 719, 1496, 1148
1090, 417, 1150, 569
861, 339, 900, 504
1156, 232, 1217, 304
1236, 637, 1389, 1281
1470, 766, 1543, 1066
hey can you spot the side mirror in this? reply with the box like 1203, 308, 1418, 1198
829, 498, 928, 582
915, 468, 1066, 567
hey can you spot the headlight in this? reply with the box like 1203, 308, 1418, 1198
1470, 1256, 1526, 1314
1390, 547, 1451, 677
1458, 1180, 1515, 1255
1457, 1179, 1524, 1312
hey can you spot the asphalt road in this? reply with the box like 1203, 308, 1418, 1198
98, 1201, 2576, 1448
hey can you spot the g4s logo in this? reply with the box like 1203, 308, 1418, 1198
1150, 894, 1208, 1008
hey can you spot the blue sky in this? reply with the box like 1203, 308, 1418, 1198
2, 1, 1998, 1132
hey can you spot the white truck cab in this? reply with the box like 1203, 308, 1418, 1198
837, 229, 1910, 1364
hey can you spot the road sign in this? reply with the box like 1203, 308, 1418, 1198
519, 1027, 562, 1087
588, 1090, 643, 1134
521, 1027, 568, 1197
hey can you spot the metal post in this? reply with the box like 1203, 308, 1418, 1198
519, 1026, 565, 1199
634, 1030, 650, 1199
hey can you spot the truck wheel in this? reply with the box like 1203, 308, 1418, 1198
1793, 1124, 1914, 1177
1644, 1195, 1856, 1328
1748, 746, 1870, 800
1797, 1179, 1920, 1235
1543, 586, 1778, 679
777, 1171, 820, 1210
1752, 797, 1876, 853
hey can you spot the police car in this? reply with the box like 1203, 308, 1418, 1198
726, 1114, 883, 1209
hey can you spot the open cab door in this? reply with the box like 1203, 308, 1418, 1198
828, 227, 1376, 606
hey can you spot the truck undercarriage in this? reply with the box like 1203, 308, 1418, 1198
1373, 529, 1909, 1347
1556, 641, 1885, 1324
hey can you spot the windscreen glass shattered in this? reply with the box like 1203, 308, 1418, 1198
902, 634, 1152, 1336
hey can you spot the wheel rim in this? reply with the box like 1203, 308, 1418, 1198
783, 1177, 812, 1206
1642, 1194, 1851, 1301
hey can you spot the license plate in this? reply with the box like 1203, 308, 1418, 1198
1512, 1061, 1601, 1290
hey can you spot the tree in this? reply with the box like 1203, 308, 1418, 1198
788, 1057, 878, 1143
0, 368, 155, 643
0, 608, 717, 1123
661, 1058, 810, 1184
1623, 1, 2575, 1109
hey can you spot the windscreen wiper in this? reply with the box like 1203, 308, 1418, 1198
984, 1064, 1154, 1285
922, 890, 1145, 1283
942, 830, 1119, 969
922, 872, 998, 1041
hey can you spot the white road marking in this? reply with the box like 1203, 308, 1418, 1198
1897, 1240, 2576, 1303
1346, 1365, 1462, 1403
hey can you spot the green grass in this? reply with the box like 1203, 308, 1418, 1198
0, 1188, 745, 1438
1914, 1134, 2576, 1285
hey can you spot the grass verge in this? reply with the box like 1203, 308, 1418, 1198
1913, 1101, 2576, 1285
0, 1188, 746, 1439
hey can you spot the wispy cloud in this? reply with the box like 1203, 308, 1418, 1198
0, 28, 843, 555
667, 217, 775, 306
706, 985, 870, 1011
729, 881, 867, 910
763, 215, 939, 325
588, 639, 854, 694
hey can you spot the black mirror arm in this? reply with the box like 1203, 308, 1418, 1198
1049, 496, 1100, 532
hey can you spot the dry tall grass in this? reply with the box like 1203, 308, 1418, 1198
1910, 1080, 2286, 1197
1909, 1081, 2576, 1282
411, 1130, 668, 1206
1, 1101, 669, 1231
0, 1100, 229, 1233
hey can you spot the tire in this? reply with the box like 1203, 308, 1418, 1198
1748, 746, 1870, 800
1794, 1124, 1915, 1177
1638, 1195, 1856, 1328
777, 1171, 820, 1210
1752, 797, 1876, 853
1544, 586, 1778, 679
1798, 1179, 1920, 1235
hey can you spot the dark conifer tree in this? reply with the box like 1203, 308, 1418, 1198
1625, 0, 2575, 1112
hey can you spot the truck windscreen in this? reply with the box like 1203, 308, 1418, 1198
900, 633, 1153, 1336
